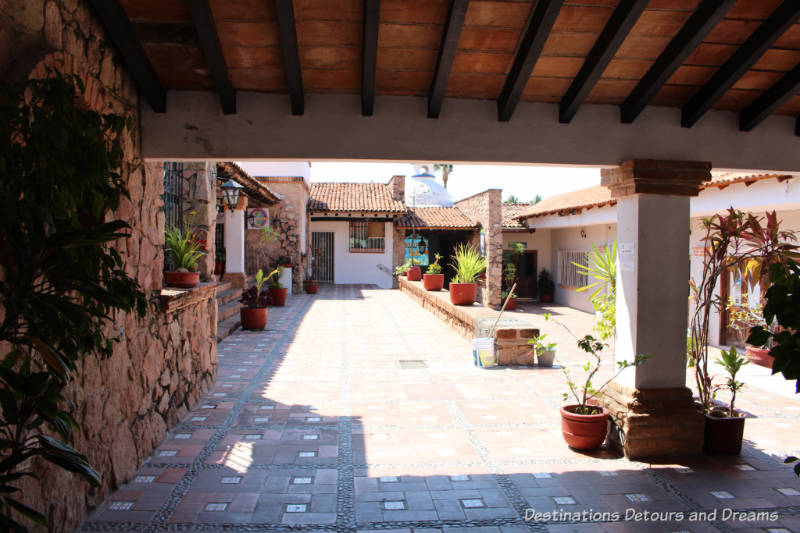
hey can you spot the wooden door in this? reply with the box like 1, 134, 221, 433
514, 250, 538, 298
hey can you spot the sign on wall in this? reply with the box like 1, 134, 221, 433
246, 208, 270, 229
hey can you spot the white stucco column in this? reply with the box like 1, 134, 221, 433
224, 207, 245, 274
599, 160, 711, 460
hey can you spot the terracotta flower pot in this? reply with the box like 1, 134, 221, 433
270, 287, 288, 306
214, 261, 225, 276
704, 411, 745, 454
537, 349, 555, 367
240, 307, 268, 330
449, 282, 477, 305
504, 297, 517, 310
560, 404, 609, 450
540, 293, 553, 303
407, 266, 422, 281
423, 273, 444, 291
745, 345, 773, 369
164, 271, 200, 288
304, 280, 318, 294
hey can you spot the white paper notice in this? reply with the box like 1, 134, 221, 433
619, 242, 635, 272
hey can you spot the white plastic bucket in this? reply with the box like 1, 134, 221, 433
472, 337, 496, 367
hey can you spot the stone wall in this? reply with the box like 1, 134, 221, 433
1, 2, 217, 530
454, 190, 503, 308
180, 162, 217, 281
244, 177, 309, 293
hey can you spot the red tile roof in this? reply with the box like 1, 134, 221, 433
396, 207, 477, 229
308, 182, 406, 213
217, 162, 282, 205
502, 203, 537, 228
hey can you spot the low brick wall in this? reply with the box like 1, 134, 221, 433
398, 278, 538, 365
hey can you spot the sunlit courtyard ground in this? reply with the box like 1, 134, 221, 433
81, 285, 800, 532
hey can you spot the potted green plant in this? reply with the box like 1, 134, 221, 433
705, 346, 748, 454
538, 268, 555, 303
277, 255, 292, 268
268, 270, 288, 306
528, 333, 556, 367
214, 247, 226, 276
574, 241, 616, 341
407, 260, 422, 281
727, 298, 774, 368
304, 275, 318, 294
239, 268, 279, 330
502, 261, 518, 310
500, 289, 518, 311
423, 254, 444, 291
164, 225, 206, 288
394, 259, 412, 277
449, 244, 487, 305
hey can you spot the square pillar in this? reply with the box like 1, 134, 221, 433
599, 160, 710, 460
222, 196, 247, 287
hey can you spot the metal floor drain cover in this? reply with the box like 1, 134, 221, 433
398, 359, 428, 369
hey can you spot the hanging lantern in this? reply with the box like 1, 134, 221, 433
221, 178, 244, 210
417, 236, 427, 254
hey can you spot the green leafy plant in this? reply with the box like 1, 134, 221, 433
689, 209, 797, 413
713, 346, 748, 417
537, 268, 554, 297
450, 244, 486, 284
240, 268, 280, 308
394, 259, 412, 276
574, 241, 617, 340
165, 225, 205, 271
426, 254, 443, 275
527, 333, 556, 353
0, 73, 146, 530
215, 247, 226, 263
501, 289, 517, 299
727, 297, 773, 348
261, 226, 280, 243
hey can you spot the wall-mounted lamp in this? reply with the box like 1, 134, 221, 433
580, 229, 587, 239
221, 178, 244, 211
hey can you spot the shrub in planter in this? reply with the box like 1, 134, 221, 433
267, 269, 289, 306
304, 277, 318, 294
423, 254, 444, 291
449, 244, 486, 306
394, 260, 411, 277
538, 269, 554, 302
528, 333, 556, 367
240, 269, 279, 329
165, 225, 205, 287
214, 247, 226, 276
705, 346, 748, 454
501, 290, 517, 311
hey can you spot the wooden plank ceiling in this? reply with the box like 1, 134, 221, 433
101, 0, 800, 132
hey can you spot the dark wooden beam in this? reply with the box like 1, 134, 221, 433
740, 62, 800, 131
796, 115, 800, 136
497, 0, 563, 122
362, 0, 381, 116
86, 0, 166, 112
559, 0, 648, 124
187, 0, 236, 114
275, 0, 304, 116
621, 0, 735, 124
682, 1, 800, 128
428, 0, 469, 119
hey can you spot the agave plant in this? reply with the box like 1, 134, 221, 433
427, 254, 443, 275
450, 244, 486, 283
574, 241, 617, 340
165, 226, 205, 271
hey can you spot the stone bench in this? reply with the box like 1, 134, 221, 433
398, 277, 538, 366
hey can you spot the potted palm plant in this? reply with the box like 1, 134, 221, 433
268, 271, 288, 306
164, 225, 205, 288
449, 244, 486, 305
214, 247, 226, 276
705, 347, 748, 454
240, 268, 279, 330
423, 254, 444, 291
528, 333, 556, 367
538, 269, 554, 303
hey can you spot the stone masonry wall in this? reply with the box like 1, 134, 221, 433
454, 190, 503, 308
180, 162, 217, 281
1, 2, 217, 530
245, 177, 309, 293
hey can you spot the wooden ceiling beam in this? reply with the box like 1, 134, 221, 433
682, 0, 800, 128
497, 0, 563, 122
362, 0, 381, 116
187, 0, 236, 114
740, 62, 800, 131
86, 0, 166, 112
559, 0, 648, 124
428, 0, 470, 119
621, 0, 735, 124
275, 0, 304, 116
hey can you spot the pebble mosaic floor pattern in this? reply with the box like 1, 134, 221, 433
81, 285, 800, 532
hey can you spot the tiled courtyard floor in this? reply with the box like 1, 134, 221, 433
82, 286, 800, 532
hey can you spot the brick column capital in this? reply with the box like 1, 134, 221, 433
600, 159, 711, 198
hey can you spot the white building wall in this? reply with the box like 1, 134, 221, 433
309, 220, 395, 289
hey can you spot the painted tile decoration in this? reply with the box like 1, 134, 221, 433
303, 434, 319, 440
158, 450, 178, 457
285, 504, 307, 513
625, 494, 650, 502
259, 405, 275, 410
735, 464, 755, 471
450, 475, 470, 481
200, 404, 216, 409
383, 501, 407, 510
132, 475, 156, 483
204, 503, 227, 511
461, 498, 486, 508
221, 477, 242, 484
599, 471, 618, 476
298, 451, 317, 458
244, 434, 261, 440
533, 473, 552, 479
108, 501, 135, 511
379, 476, 399, 482
174, 433, 191, 439
777, 488, 800, 496
292, 476, 313, 484
191, 416, 207, 422
553, 496, 575, 505
254, 417, 270, 422
711, 491, 734, 499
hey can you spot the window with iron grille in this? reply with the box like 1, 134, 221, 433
557, 250, 588, 289
349, 221, 385, 252
163, 162, 184, 271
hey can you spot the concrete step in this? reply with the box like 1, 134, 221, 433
217, 315, 241, 343
216, 286, 241, 307
215, 280, 233, 294
218, 298, 242, 323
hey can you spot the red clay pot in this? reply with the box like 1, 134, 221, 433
304, 280, 318, 294
423, 273, 444, 291
449, 282, 477, 305
504, 297, 517, 310
745, 345, 773, 369
407, 266, 422, 281
240, 307, 268, 330
560, 405, 609, 450
270, 287, 288, 306
540, 293, 553, 303
214, 261, 225, 276
164, 271, 200, 288
704, 411, 745, 454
